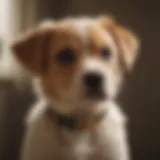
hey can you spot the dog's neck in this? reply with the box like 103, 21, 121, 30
45, 99, 107, 131
46, 106, 105, 131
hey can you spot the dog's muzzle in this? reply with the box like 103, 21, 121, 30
83, 72, 105, 99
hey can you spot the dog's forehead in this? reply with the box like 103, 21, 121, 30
57, 18, 98, 38
57, 18, 113, 46
71, 19, 97, 44
40, 18, 114, 49
74, 20, 115, 50
73, 19, 92, 40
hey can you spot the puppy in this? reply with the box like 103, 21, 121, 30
12, 16, 139, 160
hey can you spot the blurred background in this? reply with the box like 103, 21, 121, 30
0, 0, 160, 160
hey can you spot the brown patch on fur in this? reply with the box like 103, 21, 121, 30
12, 22, 84, 99
87, 25, 110, 55
99, 16, 139, 71
38, 24, 84, 99
12, 28, 54, 75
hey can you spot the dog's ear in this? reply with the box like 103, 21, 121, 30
99, 16, 140, 72
11, 25, 54, 75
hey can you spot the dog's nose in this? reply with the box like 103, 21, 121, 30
83, 72, 103, 89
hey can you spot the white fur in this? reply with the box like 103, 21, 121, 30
21, 100, 129, 160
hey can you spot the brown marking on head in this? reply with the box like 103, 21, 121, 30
12, 27, 55, 75
99, 16, 140, 72
40, 23, 85, 99
87, 25, 110, 55
12, 22, 84, 99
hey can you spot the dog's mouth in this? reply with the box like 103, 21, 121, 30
85, 88, 106, 100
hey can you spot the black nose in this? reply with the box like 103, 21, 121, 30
83, 72, 103, 89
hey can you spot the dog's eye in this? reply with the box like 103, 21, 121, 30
57, 48, 75, 65
101, 48, 112, 59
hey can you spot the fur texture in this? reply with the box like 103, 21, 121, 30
12, 16, 140, 160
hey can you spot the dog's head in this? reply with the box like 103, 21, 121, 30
12, 16, 139, 113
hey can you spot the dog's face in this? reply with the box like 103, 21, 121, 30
12, 16, 139, 113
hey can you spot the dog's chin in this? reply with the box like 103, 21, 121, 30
84, 90, 107, 101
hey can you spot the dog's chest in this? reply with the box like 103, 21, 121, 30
58, 130, 95, 160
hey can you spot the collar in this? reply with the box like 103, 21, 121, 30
46, 107, 105, 131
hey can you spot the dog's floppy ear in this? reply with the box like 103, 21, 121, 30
11, 24, 53, 75
99, 16, 140, 72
